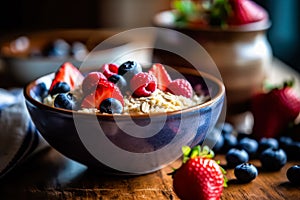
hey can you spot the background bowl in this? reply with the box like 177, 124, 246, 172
24, 67, 225, 175
0, 29, 151, 85
153, 11, 272, 117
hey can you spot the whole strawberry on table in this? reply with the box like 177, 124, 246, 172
171, 145, 227, 200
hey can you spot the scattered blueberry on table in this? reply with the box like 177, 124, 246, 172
234, 163, 258, 183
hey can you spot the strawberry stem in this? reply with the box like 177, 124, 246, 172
182, 145, 215, 163
264, 78, 295, 92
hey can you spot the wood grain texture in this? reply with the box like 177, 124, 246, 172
0, 148, 299, 200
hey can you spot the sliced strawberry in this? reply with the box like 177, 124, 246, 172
228, 0, 268, 25
81, 80, 124, 109
81, 72, 107, 96
148, 63, 172, 91
251, 83, 300, 139
49, 62, 84, 93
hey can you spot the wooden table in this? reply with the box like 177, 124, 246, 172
0, 59, 299, 199
0, 147, 299, 200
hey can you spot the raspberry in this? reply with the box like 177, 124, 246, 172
130, 72, 157, 97
167, 79, 193, 98
100, 63, 119, 78
82, 72, 107, 95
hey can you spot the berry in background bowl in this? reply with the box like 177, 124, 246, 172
24, 61, 225, 175
0, 29, 147, 85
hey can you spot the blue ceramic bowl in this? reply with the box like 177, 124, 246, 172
24, 67, 225, 175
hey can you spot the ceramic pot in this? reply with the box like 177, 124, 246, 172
153, 11, 272, 116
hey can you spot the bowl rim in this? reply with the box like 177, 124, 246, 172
24, 67, 225, 119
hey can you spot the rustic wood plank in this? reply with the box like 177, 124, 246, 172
0, 148, 300, 200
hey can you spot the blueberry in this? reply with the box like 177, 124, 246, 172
238, 137, 258, 158
283, 141, 300, 161
222, 132, 238, 153
108, 74, 128, 93
226, 148, 249, 168
54, 93, 76, 110
260, 148, 287, 171
258, 138, 279, 154
217, 122, 234, 134
44, 39, 70, 57
279, 136, 293, 149
237, 132, 250, 141
49, 82, 70, 96
31, 82, 48, 101
71, 41, 88, 60
99, 98, 123, 114
118, 61, 142, 81
287, 165, 300, 185
234, 163, 258, 183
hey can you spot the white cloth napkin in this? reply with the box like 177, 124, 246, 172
0, 88, 47, 178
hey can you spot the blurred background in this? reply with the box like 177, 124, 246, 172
0, 0, 299, 73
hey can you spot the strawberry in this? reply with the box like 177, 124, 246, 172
81, 72, 107, 96
49, 62, 84, 93
172, 146, 227, 200
148, 63, 172, 91
251, 81, 300, 140
228, 0, 268, 25
167, 79, 193, 98
81, 80, 124, 109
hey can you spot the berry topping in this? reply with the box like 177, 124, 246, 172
49, 82, 70, 96
287, 165, 300, 185
172, 146, 226, 200
100, 63, 119, 78
234, 163, 258, 183
54, 93, 76, 110
49, 62, 84, 94
43, 39, 70, 58
81, 80, 124, 109
226, 148, 249, 168
167, 79, 193, 98
81, 72, 107, 95
118, 61, 142, 81
130, 72, 157, 97
148, 63, 172, 91
108, 74, 128, 93
259, 148, 287, 171
99, 98, 123, 114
